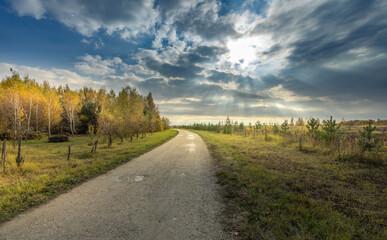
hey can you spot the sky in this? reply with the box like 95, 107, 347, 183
0, 0, 386, 125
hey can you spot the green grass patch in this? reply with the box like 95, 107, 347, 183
192, 130, 386, 240
0, 129, 177, 223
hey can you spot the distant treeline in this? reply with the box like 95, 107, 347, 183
341, 119, 387, 126
0, 73, 170, 140
180, 116, 387, 133
182, 116, 386, 164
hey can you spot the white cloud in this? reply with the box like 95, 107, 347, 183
8, 0, 158, 39
0, 62, 102, 89
267, 84, 312, 102
200, 80, 239, 90
157, 98, 202, 105
9, 0, 45, 19
94, 38, 104, 49
74, 55, 123, 76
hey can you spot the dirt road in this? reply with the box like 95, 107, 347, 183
0, 130, 227, 240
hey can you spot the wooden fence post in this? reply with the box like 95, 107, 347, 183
16, 137, 24, 167
67, 146, 71, 161
1, 139, 6, 174
299, 136, 302, 151
91, 140, 98, 153
108, 136, 112, 147
337, 138, 341, 161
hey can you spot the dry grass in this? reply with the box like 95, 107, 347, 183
193, 130, 386, 240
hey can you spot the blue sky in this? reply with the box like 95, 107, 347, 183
0, 0, 386, 124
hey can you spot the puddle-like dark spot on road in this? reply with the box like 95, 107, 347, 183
110, 175, 147, 183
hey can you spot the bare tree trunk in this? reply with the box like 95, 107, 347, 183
72, 109, 77, 135
69, 109, 75, 137
13, 98, 17, 140
35, 103, 39, 131
26, 97, 32, 140
48, 101, 52, 137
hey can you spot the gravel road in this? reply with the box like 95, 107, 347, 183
0, 130, 227, 240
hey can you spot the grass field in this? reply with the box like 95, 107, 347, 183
193, 130, 386, 240
0, 129, 178, 223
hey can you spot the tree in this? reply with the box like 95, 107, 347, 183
0, 73, 26, 140
273, 123, 279, 134
61, 88, 80, 136
290, 117, 294, 126
306, 117, 320, 138
255, 120, 262, 130
223, 116, 232, 134
161, 117, 170, 130
281, 120, 289, 134
79, 102, 99, 134
296, 117, 304, 126
358, 121, 378, 151
321, 116, 342, 143
43, 83, 62, 137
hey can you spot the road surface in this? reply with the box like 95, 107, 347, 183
0, 130, 227, 240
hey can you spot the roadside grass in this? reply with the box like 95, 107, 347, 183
192, 130, 386, 240
0, 129, 178, 223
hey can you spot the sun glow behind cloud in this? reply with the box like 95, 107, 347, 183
226, 36, 272, 68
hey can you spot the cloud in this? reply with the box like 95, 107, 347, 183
8, 0, 158, 38
75, 55, 123, 76
0, 62, 102, 89
250, 0, 387, 66
9, 0, 45, 19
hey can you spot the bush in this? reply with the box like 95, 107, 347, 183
26, 131, 47, 140
48, 134, 69, 143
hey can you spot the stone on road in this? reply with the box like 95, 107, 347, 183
0, 130, 226, 240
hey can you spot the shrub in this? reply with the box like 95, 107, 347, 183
358, 121, 378, 151
26, 131, 47, 140
306, 117, 320, 138
273, 123, 279, 134
320, 116, 343, 143
281, 120, 289, 134
48, 134, 69, 143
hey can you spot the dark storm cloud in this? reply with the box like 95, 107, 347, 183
207, 70, 266, 92
252, 0, 387, 66
138, 44, 228, 80
173, 1, 239, 40
281, 59, 387, 102
143, 57, 203, 79
286, 0, 387, 66
194, 46, 228, 57
177, 46, 228, 65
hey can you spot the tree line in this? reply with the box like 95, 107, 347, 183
0, 72, 170, 141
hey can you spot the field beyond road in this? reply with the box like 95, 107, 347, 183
0, 129, 177, 223
193, 130, 386, 239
